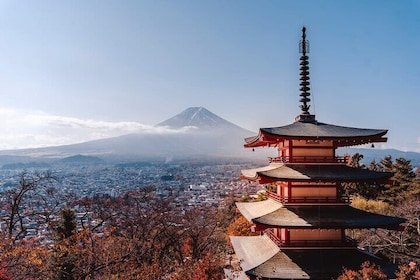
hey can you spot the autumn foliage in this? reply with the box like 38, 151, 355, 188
337, 262, 388, 280
337, 261, 420, 280
0, 185, 235, 279
226, 216, 258, 237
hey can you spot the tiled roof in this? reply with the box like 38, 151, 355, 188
235, 199, 282, 223
252, 204, 406, 229
244, 121, 388, 148
241, 163, 393, 183
262, 121, 387, 138
248, 248, 398, 280
248, 250, 310, 279
231, 235, 399, 279
230, 235, 280, 272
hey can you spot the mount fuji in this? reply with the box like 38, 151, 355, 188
157, 107, 242, 130
0, 107, 263, 161
0, 107, 418, 166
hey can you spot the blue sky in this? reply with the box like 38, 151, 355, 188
0, 1, 418, 151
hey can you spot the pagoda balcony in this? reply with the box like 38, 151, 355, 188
266, 191, 350, 204
265, 230, 357, 248
269, 155, 349, 164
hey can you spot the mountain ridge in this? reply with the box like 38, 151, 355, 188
0, 107, 418, 167
0, 107, 257, 160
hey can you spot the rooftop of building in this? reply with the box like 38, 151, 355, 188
236, 199, 405, 229
241, 163, 394, 183
230, 234, 398, 280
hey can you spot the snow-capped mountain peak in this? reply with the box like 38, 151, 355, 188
156, 106, 242, 130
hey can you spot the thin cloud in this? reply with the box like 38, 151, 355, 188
0, 107, 193, 150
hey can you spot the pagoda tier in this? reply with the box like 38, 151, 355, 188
241, 163, 393, 184
231, 235, 398, 280
236, 200, 405, 230
245, 121, 388, 149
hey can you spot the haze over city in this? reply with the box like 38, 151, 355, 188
0, 1, 418, 152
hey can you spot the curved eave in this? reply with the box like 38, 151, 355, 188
247, 251, 310, 279
247, 248, 397, 280
236, 199, 282, 223
232, 237, 399, 279
241, 163, 283, 182
252, 205, 406, 230
244, 132, 278, 148
230, 235, 280, 273
244, 122, 388, 148
241, 164, 394, 184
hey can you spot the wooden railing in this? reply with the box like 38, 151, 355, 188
265, 230, 357, 248
265, 229, 282, 247
266, 191, 350, 204
269, 156, 349, 164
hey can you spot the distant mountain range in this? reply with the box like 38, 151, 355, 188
0, 107, 418, 167
0, 107, 260, 163
338, 147, 420, 168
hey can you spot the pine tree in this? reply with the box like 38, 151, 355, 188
57, 208, 77, 239
55, 208, 77, 280
380, 157, 416, 204
344, 153, 382, 199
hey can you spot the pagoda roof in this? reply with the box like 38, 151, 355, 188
241, 163, 393, 183
237, 201, 406, 229
244, 121, 388, 148
230, 234, 398, 279
236, 199, 282, 222
230, 235, 280, 273
250, 247, 396, 279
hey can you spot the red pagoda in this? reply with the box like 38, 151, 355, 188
229, 27, 406, 279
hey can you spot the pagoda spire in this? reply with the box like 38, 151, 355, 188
295, 26, 316, 123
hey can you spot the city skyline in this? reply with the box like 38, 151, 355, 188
0, 1, 418, 152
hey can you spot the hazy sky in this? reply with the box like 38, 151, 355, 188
0, 1, 418, 152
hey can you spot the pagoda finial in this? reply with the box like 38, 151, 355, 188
296, 26, 316, 122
